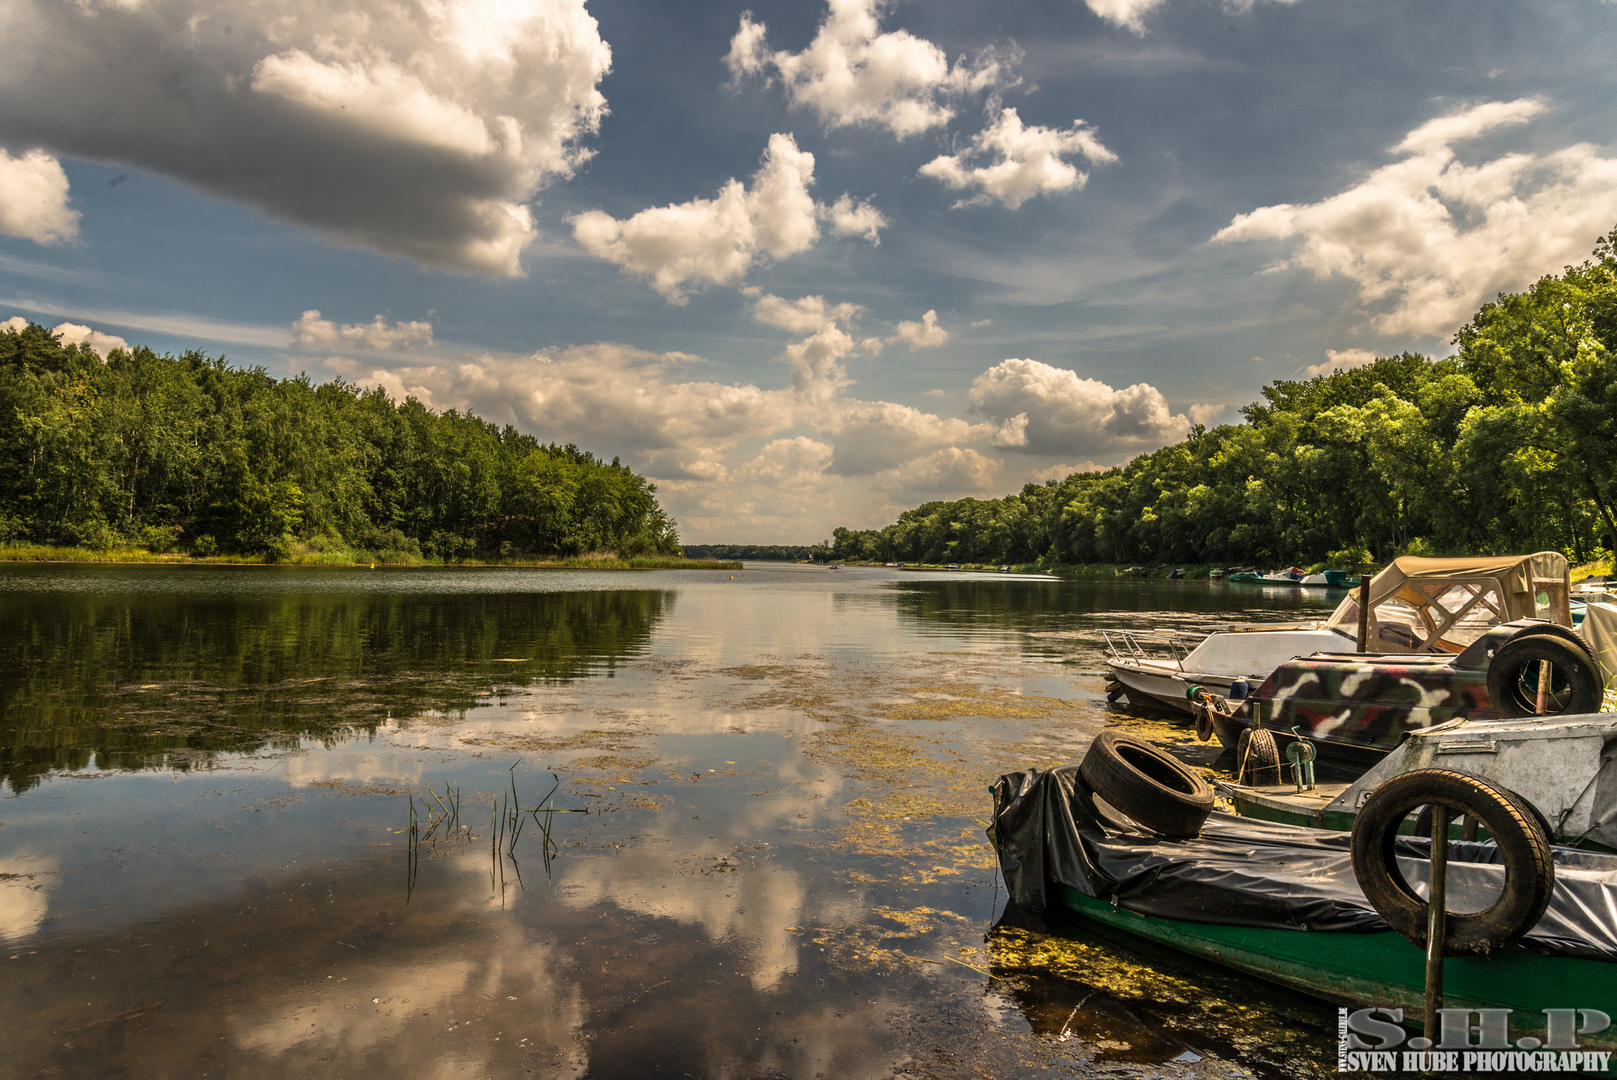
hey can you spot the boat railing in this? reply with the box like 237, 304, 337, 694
1099, 627, 1195, 662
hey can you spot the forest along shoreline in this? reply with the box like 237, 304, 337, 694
0, 322, 690, 567
819, 229, 1617, 577
0, 546, 739, 569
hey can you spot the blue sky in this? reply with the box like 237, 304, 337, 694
2, 0, 1616, 542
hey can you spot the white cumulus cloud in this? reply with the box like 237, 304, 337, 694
725, 0, 1006, 139
1213, 98, 1617, 337
293, 310, 434, 351
736, 437, 834, 486
828, 400, 984, 476
328, 344, 805, 481
823, 193, 888, 244
1028, 462, 1106, 484
0, 0, 612, 275
0, 149, 78, 245
2, 316, 128, 355
1084, 0, 1301, 35
969, 358, 1188, 456
572, 134, 881, 303
891, 309, 947, 349
1302, 348, 1380, 377
752, 293, 860, 334
328, 342, 1197, 542
50, 322, 128, 355
873, 446, 1002, 495
920, 108, 1116, 210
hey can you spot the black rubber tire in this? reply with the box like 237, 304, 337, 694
1194, 704, 1215, 742
1487, 634, 1601, 718
1078, 730, 1214, 838
1350, 769, 1555, 954
1412, 792, 1557, 845
1236, 727, 1282, 785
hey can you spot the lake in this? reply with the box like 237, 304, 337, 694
0, 562, 1343, 1079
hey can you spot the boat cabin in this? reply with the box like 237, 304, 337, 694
1322, 552, 1571, 653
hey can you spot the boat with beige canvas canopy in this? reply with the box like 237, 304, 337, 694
1102, 551, 1573, 714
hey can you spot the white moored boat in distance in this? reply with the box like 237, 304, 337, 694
1102, 552, 1573, 715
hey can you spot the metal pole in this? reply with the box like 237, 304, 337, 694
1423, 805, 1451, 1045
1357, 574, 1372, 653
1536, 658, 1551, 714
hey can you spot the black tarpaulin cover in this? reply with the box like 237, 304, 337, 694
990, 765, 1617, 962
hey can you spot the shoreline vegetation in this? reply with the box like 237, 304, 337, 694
1, 323, 689, 566
822, 230, 1617, 575
0, 542, 739, 570
822, 558, 1616, 582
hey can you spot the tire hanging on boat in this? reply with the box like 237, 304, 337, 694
1485, 633, 1601, 718
1350, 769, 1555, 954
1078, 730, 1214, 838
1194, 702, 1215, 742
1236, 727, 1281, 785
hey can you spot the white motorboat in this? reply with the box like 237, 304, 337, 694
1103, 552, 1573, 714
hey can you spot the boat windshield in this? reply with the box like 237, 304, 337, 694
1323, 552, 1571, 652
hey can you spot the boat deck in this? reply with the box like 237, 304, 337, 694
1213, 779, 1357, 831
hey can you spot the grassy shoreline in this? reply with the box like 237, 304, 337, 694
0, 543, 741, 571
840, 558, 1615, 581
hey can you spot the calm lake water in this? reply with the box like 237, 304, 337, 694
0, 563, 1343, 1080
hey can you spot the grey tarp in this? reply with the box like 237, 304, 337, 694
1580, 601, 1617, 693
990, 765, 1617, 962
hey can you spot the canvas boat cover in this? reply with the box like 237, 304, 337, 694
990, 765, 1617, 963
1322, 552, 1571, 652
1581, 601, 1617, 695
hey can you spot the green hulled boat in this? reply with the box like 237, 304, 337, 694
1056, 885, 1617, 1053
993, 764, 1617, 1063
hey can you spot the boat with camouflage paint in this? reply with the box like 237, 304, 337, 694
1203, 620, 1608, 763
1103, 552, 1574, 717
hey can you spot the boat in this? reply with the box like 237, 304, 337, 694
1102, 552, 1574, 716
1225, 571, 1262, 583
1301, 569, 1352, 587
991, 760, 1617, 1052
1258, 566, 1305, 584
1198, 618, 1612, 761
1216, 712, 1617, 847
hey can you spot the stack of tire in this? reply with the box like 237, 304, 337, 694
1079, 730, 1214, 837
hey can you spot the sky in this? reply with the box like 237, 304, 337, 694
2, 0, 1616, 544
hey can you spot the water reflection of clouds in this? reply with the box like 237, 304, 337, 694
231, 932, 587, 1077
0, 852, 58, 941
279, 746, 428, 789
557, 853, 820, 990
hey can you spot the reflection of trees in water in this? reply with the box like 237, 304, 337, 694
888, 579, 1334, 641
0, 588, 673, 792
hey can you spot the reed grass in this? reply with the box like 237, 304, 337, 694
405, 764, 585, 902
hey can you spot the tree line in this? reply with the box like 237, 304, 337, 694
829, 229, 1617, 569
0, 326, 681, 561
680, 543, 828, 562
